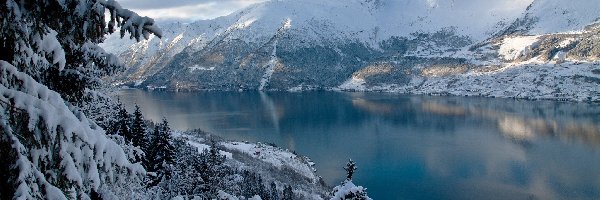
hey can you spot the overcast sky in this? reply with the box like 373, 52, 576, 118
118, 0, 267, 21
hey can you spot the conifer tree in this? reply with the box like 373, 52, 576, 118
282, 185, 294, 200
0, 0, 161, 198
330, 159, 371, 200
344, 159, 357, 181
170, 138, 204, 196
1, 0, 162, 104
131, 105, 147, 147
147, 118, 175, 186
270, 181, 280, 200
145, 125, 160, 172
207, 140, 225, 167
200, 140, 228, 198
115, 102, 132, 140
258, 176, 268, 199
240, 170, 268, 198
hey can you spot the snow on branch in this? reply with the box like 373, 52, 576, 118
100, 0, 163, 41
0, 61, 145, 198
33, 29, 66, 70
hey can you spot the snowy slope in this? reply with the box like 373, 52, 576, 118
102, 0, 600, 101
179, 133, 328, 199
203, 0, 538, 43
522, 0, 600, 34
101, 17, 236, 84
102, 0, 534, 64
371, 0, 534, 40
110, 0, 533, 46
102, 0, 600, 54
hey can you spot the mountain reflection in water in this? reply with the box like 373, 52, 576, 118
116, 90, 600, 200
418, 98, 600, 147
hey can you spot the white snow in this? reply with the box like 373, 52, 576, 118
258, 17, 294, 90
338, 77, 368, 91
169, 33, 184, 49
330, 180, 372, 200
103, 0, 539, 60
287, 85, 303, 92
212, 0, 535, 45
558, 37, 577, 48
553, 51, 567, 64
248, 195, 263, 200
217, 190, 240, 200
36, 30, 66, 70
282, 18, 292, 30
370, 61, 600, 102
100, 19, 233, 83
222, 142, 319, 183
132, 79, 144, 86
100, 0, 163, 40
188, 65, 216, 71
498, 36, 540, 61
259, 40, 278, 90
186, 140, 233, 159
0, 61, 144, 199
523, 0, 600, 35
101, 0, 600, 102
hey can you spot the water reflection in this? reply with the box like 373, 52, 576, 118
414, 98, 600, 147
116, 90, 600, 200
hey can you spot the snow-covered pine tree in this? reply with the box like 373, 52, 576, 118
131, 105, 147, 148
145, 125, 159, 172
282, 185, 294, 200
257, 176, 267, 199
2, 0, 161, 104
240, 170, 254, 198
115, 101, 132, 140
0, 0, 161, 199
146, 118, 175, 186
330, 159, 372, 200
270, 181, 280, 200
170, 138, 205, 197
207, 140, 225, 167
109, 102, 147, 165
80, 92, 123, 133
344, 159, 357, 181
199, 140, 229, 198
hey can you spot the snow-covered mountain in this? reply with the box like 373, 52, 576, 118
102, 0, 600, 101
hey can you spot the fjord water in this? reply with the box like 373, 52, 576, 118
116, 90, 600, 200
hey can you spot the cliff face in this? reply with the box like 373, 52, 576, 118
102, 0, 600, 101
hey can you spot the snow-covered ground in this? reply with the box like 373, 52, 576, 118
338, 61, 600, 102
498, 36, 540, 61
187, 140, 233, 159
189, 65, 216, 71
523, 0, 600, 35
222, 142, 319, 183
178, 132, 328, 199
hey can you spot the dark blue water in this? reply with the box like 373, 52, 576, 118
116, 90, 600, 200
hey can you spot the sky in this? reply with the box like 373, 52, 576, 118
117, 0, 267, 21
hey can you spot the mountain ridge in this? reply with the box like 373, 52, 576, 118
101, 0, 600, 101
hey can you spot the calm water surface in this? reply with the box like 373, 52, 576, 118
116, 90, 600, 200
